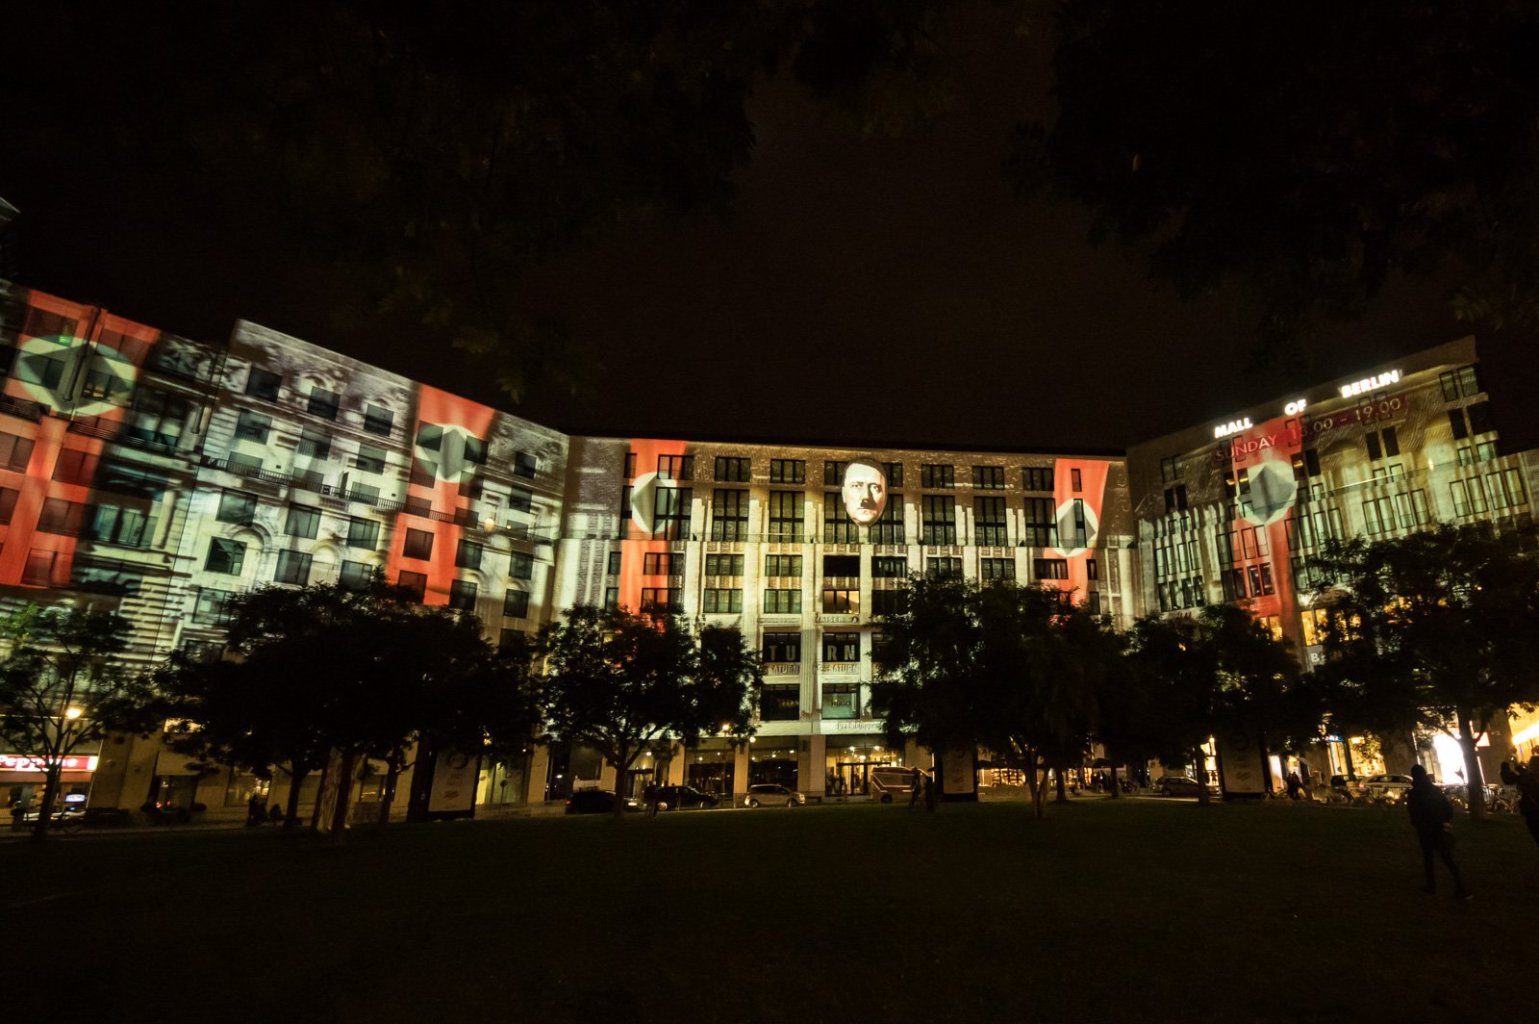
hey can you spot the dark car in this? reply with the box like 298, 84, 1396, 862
743, 783, 805, 808
564, 789, 640, 815
1153, 776, 1217, 798
654, 785, 719, 810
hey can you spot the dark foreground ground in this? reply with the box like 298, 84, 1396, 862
7, 797, 1535, 1024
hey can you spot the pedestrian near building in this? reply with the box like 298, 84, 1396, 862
1407, 764, 1471, 900
909, 769, 921, 810
643, 781, 659, 818
1499, 755, 1539, 848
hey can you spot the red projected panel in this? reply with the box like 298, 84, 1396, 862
618, 439, 689, 614
1224, 415, 1304, 642
1046, 458, 1110, 606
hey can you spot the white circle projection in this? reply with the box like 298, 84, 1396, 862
1054, 500, 1100, 558
13, 334, 139, 416
629, 471, 659, 534
414, 424, 483, 484
1242, 458, 1298, 527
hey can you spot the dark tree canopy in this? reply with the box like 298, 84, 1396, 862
1015, 1, 1539, 346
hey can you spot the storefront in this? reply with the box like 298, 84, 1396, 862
747, 740, 797, 789
822, 736, 900, 797
2, 753, 98, 815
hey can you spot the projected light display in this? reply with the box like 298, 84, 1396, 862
840, 459, 887, 525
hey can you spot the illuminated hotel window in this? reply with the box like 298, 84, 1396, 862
974, 497, 1007, 545
1458, 365, 1480, 397
0, 432, 34, 471
763, 588, 802, 614
981, 557, 1015, 581
345, 518, 379, 549
1439, 371, 1460, 403
704, 588, 742, 613
640, 587, 681, 612
972, 466, 1005, 490
297, 428, 331, 459
456, 539, 483, 570
1475, 440, 1497, 462
883, 462, 904, 487
274, 550, 313, 586
205, 538, 246, 575
514, 452, 539, 479
822, 633, 859, 663
705, 554, 744, 576
448, 579, 478, 611
363, 404, 394, 436
642, 552, 680, 576
603, 587, 619, 610
711, 489, 748, 541
821, 588, 857, 613
37, 498, 85, 535
1033, 558, 1068, 581
870, 494, 904, 544
926, 557, 962, 579
52, 448, 97, 485
338, 560, 376, 590
765, 554, 802, 578
921, 464, 954, 488
234, 410, 271, 443
356, 444, 387, 474
403, 528, 433, 560
307, 386, 340, 420
769, 459, 805, 485
658, 454, 693, 481
217, 491, 258, 525
510, 551, 534, 580
1488, 468, 1527, 509
920, 495, 956, 544
872, 556, 907, 578
398, 570, 427, 602
822, 683, 859, 718
871, 589, 908, 616
714, 456, 749, 482
246, 367, 281, 402
606, 551, 621, 575
768, 492, 803, 541
1022, 498, 1056, 547
1022, 467, 1054, 493
1362, 497, 1395, 535
285, 504, 321, 540
192, 588, 236, 625
824, 492, 858, 543
762, 631, 801, 662
504, 589, 530, 618
824, 461, 848, 486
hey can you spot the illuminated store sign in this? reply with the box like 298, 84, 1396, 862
1339, 369, 1401, 399
0, 754, 98, 772
1213, 417, 1253, 439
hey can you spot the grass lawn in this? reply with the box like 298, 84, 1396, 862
9, 797, 1536, 1024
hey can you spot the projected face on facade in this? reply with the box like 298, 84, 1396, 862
842, 459, 888, 525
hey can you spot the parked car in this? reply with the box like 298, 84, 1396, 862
655, 785, 719, 810
1357, 774, 1414, 802
1153, 776, 1217, 798
564, 790, 640, 815
743, 784, 805, 808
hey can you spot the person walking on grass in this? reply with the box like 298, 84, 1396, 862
1499, 755, 1539, 848
1407, 764, 1471, 900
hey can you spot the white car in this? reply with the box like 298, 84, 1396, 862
744, 784, 804, 808
1358, 774, 1414, 802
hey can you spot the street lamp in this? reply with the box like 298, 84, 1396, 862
63, 706, 82, 720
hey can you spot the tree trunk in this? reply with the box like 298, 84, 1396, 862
1194, 747, 1212, 806
1054, 764, 1068, 803
31, 764, 62, 842
406, 737, 437, 822
283, 767, 307, 830
309, 756, 331, 831
1456, 712, 1486, 819
377, 760, 400, 827
1108, 764, 1121, 800
327, 749, 358, 844
612, 743, 631, 819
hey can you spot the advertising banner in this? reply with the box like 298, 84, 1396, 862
426, 750, 480, 817
1216, 727, 1268, 798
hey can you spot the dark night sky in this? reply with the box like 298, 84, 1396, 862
3, 3, 1533, 453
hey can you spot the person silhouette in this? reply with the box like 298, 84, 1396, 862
1406, 764, 1470, 900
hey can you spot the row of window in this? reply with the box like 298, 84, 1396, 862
622, 453, 1074, 492
192, 579, 532, 625
599, 547, 1087, 583
203, 535, 535, 580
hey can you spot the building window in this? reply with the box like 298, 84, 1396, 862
926, 557, 962, 579
768, 492, 803, 541
705, 554, 744, 576
1488, 468, 1527, 509
703, 589, 742, 613
920, 495, 956, 544
510, 451, 537, 479
285, 504, 322, 540
769, 459, 805, 485
1034, 558, 1068, 580
52, 448, 97, 485
921, 464, 955, 489
0, 432, 35, 472
1365, 427, 1400, 461
642, 552, 680, 576
234, 410, 271, 443
346, 518, 380, 549
822, 633, 859, 663
274, 549, 313, 586
448, 579, 478, 611
307, 386, 340, 420
972, 465, 1005, 490
339, 561, 376, 591
1164, 485, 1188, 514
1457, 365, 1480, 397
603, 587, 619, 610
714, 456, 749, 482
36, 498, 86, 535
762, 631, 801, 662
882, 462, 904, 488
624, 452, 637, 479
0, 487, 16, 524
640, 588, 681, 613
763, 588, 802, 614
824, 492, 859, 543
397, 570, 427, 602
205, 538, 247, 575
403, 528, 433, 560
652, 487, 692, 540
192, 588, 237, 625
606, 551, 622, 575
981, 557, 1015, 581
246, 367, 281, 402
1023, 498, 1058, 547
1087, 558, 1099, 580
711, 489, 748, 541
356, 444, 387, 474
823, 461, 848, 486
759, 684, 800, 721
363, 404, 394, 436
456, 539, 483, 570
294, 427, 331, 459
504, 589, 530, 618
870, 493, 905, 544
765, 554, 802, 578
217, 490, 258, 525
974, 497, 1007, 546
871, 590, 909, 616
510, 551, 534, 580
347, 481, 380, 505
1466, 401, 1495, 435
657, 454, 693, 481
872, 556, 907, 578
85, 504, 150, 547
821, 588, 858, 613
